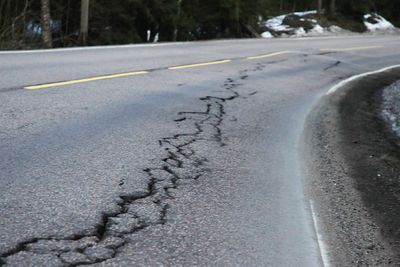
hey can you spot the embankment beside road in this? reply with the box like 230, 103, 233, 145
303, 68, 400, 266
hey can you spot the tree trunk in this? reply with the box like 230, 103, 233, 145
317, 0, 323, 14
235, 0, 241, 37
79, 0, 89, 45
40, 0, 52, 48
173, 0, 182, 42
369, 0, 377, 13
330, 0, 336, 15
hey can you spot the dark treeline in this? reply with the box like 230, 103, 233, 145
0, 0, 398, 49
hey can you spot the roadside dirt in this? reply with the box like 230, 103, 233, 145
303, 68, 400, 266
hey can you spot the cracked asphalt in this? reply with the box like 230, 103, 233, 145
1, 35, 400, 266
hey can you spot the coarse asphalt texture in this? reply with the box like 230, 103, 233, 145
0, 35, 400, 266
304, 67, 400, 266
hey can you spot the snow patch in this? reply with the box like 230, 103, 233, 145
310, 25, 324, 34
153, 33, 159, 43
261, 10, 344, 38
261, 31, 273, 38
293, 11, 317, 17
263, 10, 317, 32
261, 11, 397, 38
364, 13, 395, 32
265, 15, 290, 31
147, 30, 151, 42
294, 27, 307, 37
329, 25, 343, 33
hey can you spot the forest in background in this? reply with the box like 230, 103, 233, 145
0, 0, 399, 49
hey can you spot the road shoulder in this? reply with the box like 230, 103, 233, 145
303, 68, 400, 266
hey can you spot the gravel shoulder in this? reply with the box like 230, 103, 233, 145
303, 68, 400, 266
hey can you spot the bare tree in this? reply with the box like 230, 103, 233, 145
41, 0, 52, 48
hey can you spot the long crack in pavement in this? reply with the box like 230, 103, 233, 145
0, 66, 264, 266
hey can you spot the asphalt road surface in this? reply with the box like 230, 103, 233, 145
0, 35, 399, 266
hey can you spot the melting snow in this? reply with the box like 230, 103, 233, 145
364, 13, 395, 32
261, 31, 273, 38
262, 11, 397, 38
261, 10, 342, 38
264, 10, 317, 32
294, 27, 307, 36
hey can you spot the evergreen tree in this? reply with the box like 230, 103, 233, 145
0, 0, 398, 49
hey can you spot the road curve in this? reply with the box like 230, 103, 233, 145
0, 35, 400, 266
304, 67, 400, 266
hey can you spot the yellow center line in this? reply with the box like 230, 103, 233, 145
320, 45, 384, 52
23, 50, 295, 90
247, 51, 295, 60
168, 59, 231, 70
24, 71, 148, 90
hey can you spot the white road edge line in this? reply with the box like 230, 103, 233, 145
310, 200, 330, 267
326, 64, 400, 95
0, 35, 383, 55
0, 42, 187, 54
